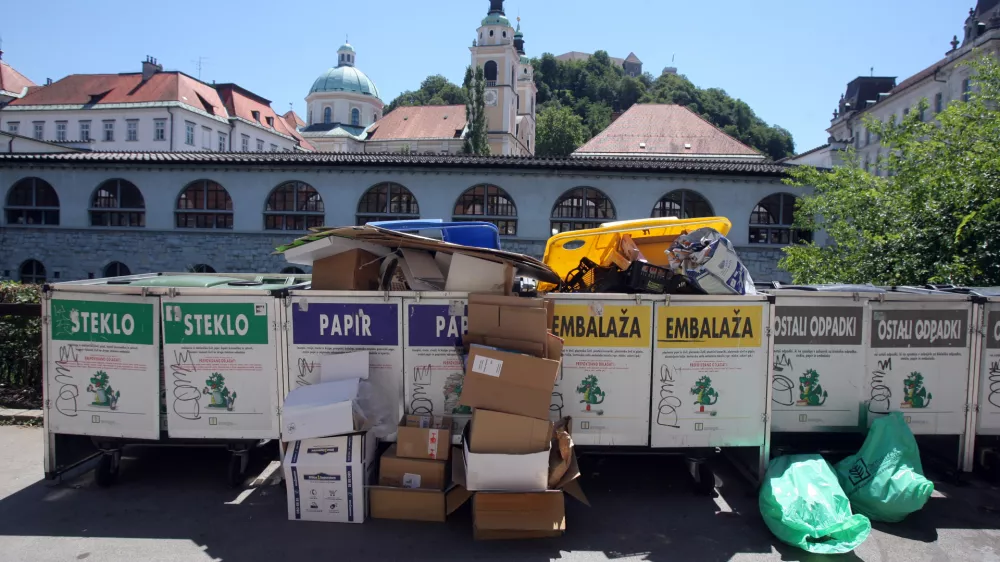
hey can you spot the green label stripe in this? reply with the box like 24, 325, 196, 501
51, 299, 155, 345
162, 302, 269, 345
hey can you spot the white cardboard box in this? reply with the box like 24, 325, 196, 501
461, 425, 550, 492
283, 432, 376, 524
281, 378, 364, 442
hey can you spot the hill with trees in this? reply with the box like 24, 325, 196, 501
384, 51, 795, 159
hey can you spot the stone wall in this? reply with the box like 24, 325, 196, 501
736, 246, 792, 284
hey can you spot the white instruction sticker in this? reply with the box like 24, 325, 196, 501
472, 356, 503, 377
403, 473, 421, 489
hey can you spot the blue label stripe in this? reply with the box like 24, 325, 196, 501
347, 435, 353, 463
291, 441, 301, 464
347, 465, 354, 522
291, 466, 301, 520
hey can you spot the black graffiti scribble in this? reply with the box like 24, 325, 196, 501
54, 345, 81, 417
772, 353, 795, 406
296, 358, 317, 388
868, 358, 892, 415
656, 365, 681, 428
170, 350, 202, 420
989, 361, 1000, 409
550, 392, 565, 419
410, 365, 433, 416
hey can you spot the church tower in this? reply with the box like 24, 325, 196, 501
470, 0, 535, 156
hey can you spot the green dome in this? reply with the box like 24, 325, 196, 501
310, 66, 381, 100
481, 13, 511, 27
338, 43, 355, 53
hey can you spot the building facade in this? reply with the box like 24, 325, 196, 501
0, 152, 804, 283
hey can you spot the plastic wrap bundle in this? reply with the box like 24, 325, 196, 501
355, 379, 397, 439
666, 227, 756, 295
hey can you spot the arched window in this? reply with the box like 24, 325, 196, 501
651, 190, 713, 219
19, 259, 46, 284
356, 182, 419, 225
190, 264, 215, 273
282, 266, 306, 275
550, 187, 616, 235
264, 181, 325, 231
351, 108, 361, 127
749, 193, 812, 245
453, 184, 517, 235
175, 180, 233, 229
90, 179, 145, 227
324, 107, 332, 124
484, 61, 498, 83
103, 261, 131, 278
5, 177, 59, 225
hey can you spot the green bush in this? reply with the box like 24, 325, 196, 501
0, 282, 42, 390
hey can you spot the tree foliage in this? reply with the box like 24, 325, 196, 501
535, 104, 589, 157
531, 51, 795, 159
463, 66, 490, 155
781, 54, 1000, 286
385, 75, 467, 114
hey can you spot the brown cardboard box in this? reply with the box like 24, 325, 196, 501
396, 415, 453, 461
467, 294, 549, 346
311, 249, 381, 291
370, 450, 471, 522
459, 345, 561, 420
472, 492, 566, 540
470, 409, 553, 455
379, 444, 448, 490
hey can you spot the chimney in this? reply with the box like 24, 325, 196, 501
142, 56, 162, 81
45, 78, 53, 86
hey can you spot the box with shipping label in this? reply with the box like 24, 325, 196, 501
379, 444, 448, 490
462, 423, 550, 492
281, 378, 366, 442
396, 415, 453, 461
459, 345, 560, 421
470, 409, 552, 455
283, 441, 373, 524
311, 248, 381, 291
472, 491, 566, 540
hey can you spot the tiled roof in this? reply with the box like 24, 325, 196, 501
0, 151, 791, 176
282, 110, 306, 129
215, 83, 311, 150
624, 52, 642, 64
367, 105, 467, 141
0, 58, 37, 96
574, 104, 763, 158
9, 71, 228, 116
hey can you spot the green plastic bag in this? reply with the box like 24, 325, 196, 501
835, 412, 934, 522
760, 454, 872, 554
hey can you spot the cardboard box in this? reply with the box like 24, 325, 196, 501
379, 444, 448, 490
459, 345, 560, 421
462, 423, 550, 492
396, 415, 453, 461
472, 491, 566, 540
470, 409, 552, 455
281, 378, 365, 442
311, 248, 381, 291
370, 451, 471, 522
445, 253, 515, 295
467, 294, 549, 346
283, 437, 373, 524
286, 430, 377, 467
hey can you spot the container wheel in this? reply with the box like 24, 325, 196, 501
228, 453, 247, 489
693, 462, 716, 495
95, 453, 119, 488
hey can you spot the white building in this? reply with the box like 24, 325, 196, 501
0, 57, 313, 153
300, 0, 537, 156
791, 2, 1000, 170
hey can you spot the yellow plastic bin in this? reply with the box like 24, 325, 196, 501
542, 217, 732, 288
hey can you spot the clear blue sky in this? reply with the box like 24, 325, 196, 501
1, 0, 972, 153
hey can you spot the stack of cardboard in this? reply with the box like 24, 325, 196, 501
280, 352, 378, 524
369, 415, 470, 522
453, 294, 588, 539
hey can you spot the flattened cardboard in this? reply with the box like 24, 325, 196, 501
470, 409, 553, 455
379, 444, 448, 490
281, 378, 365, 441
399, 249, 445, 291
311, 248, 381, 291
445, 253, 515, 294
459, 345, 560, 420
472, 492, 565, 540
319, 350, 369, 383
462, 424, 550, 492
396, 415, 453, 461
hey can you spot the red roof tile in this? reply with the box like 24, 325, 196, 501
574, 104, 762, 157
216, 86, 314, 151
368, 105, 467, 141
10, 72, 227, 116
0, 59, 37, 95
282, 110, 306, 129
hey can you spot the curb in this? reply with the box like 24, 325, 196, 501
0, 409, 43, 422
